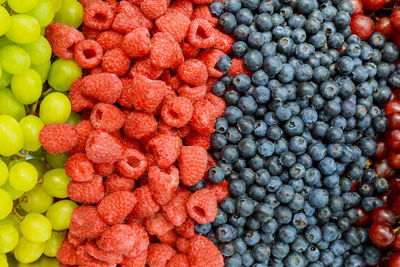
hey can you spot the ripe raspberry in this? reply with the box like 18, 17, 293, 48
167, 253, 189, 267
97, 224, 136, 254
190, 0, 213, 3
90, 103, 126, 132
177, 84, 207, 103
57, 240, 79, 265
104, 0, 119, 14
184, 131, 210, 150
204, 93, 226, 118
178, 146, 207, 186
161, 96, 193, 128
150, 32, 180, 69
190, 99, 216, 135
105, 173, 135, 194
82, 73, 123, 104
162, 190, 191, 226
178, 59, 208, 86
121, 27, 151, 58
169, 0, 193, 17
148, 165, 179, 205
68, 120, 94, 155
163, 72, 183, 91
127, 0, 144, 5
207, 180, 229, 203
131, 185, 160, 218
85, 130, 125, 164
149, 134, 183, 169
102, 48, 131, 77
116, 78, 134, 108
83, 25, 100, 40
119, 135, 143, 152
205, 77, 217, 92
83, 0, 115, 30
131, 74, 168, 113
147, 243, 177, 267
97, 190, 137, 225
94, 162, 116, 176
158, 120, 191, 138
228, 57, 253, 77
45, 23, 84, 59
175, 217, 195, 238
125, 222, 149, 257
68, 232, 86, 247
124, 111, 157, 139
65, 153, 94, 182
191, 5, 218, 27
117, 148, 148, 178
188, 235, 224, 267
68, 175, 105, 204
187, 19, 216, 49
140, 0, 169, 19
85, 240, 124, 264
96, 30, 124, 51
199, 49, 225, 78
39, 123, 78, 154
170, 47, 185, 71
176, 238, 190, 254
76, 246, 113, 267
69, 205, 108, 238
121, 250, 148, 267
181, 42, 200, 59
68, 78, 97, 113
74, 40, 103, 69
144, 212, 174, 236
90, 66, 104, 74
213, 30, 234, 54
155, 9, 191, 42
130, 57, 164, 80
187, 189, 217, 224
158, 230, 178, 247
112, 1, 153, 34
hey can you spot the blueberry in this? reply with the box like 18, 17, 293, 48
249, 184, 266, 201
267, 125, 283, 140
188, 179, 206, 192
283, 116, 304, 137
219, 242, 235, 257
216, 224, 237, 242
285, 252, 306, 267
239, 168, 256, 186
289, 178, 304, 193
277, 37, 294, 55
305, 226, 322, 244
232, 40, 248, 57
224, 0, 241, 12
267, 175, 282, 193
233, 237, 247, 254
364, 246, 381, 266
278, 225, 297, 243
308, 188, 329, 208
335, 10, 350, 28
243, 50, 263, 71
255, 169, 271, 186
219, 12, 238, 33
305, 245, 320, 262
295, 64, 313, 82
241, 251, 255, 266
292, 213, 308, 230
318, 157, 337, 175
382, 42, 399, 62
208, 166, 225, 184
228, 178, 246, 196
252, 70, 269, 86
291, 235, 309, 253
225, 106, 243, 125
209, 1, 224, 17
220, 197, 236, 214
226, 127, 242, 143
224, 253, 242, 267
224, 90, 240, 106
234, 24, 250, 40
243, 230, 261, 246
289, 163, 306, 179
216, 55, 232, 73
259, 0, 274, 13
288, 136, 307, 153
237, 116, 254, 134
256, 138, 274, 158
373, 177, 389, 194
274, 206, 292, 225
195, 222, 212, 235
272, 241, 290, 259
253, 121, 267, 137
263, 56, 282, 76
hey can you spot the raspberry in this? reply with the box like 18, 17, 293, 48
190, 99, 216, 135
112, 1, 153, 34
178, 59, 208, 86
90, 66, 104, 74
175, 217, 195, 238
85, 130, 125, 164
121, 250, 148, 267
74, 40, 103, 69
145, 152, 157, 168
177, 84, 207, 103
162, 189, 191, 226
155, 9, 191, 42
105, 173, 135, 194
116, 78, 134, 108
131, 185, 160, 218
90, 103, 126, 132
161, 96, 194, 128
127, 0, 144, 4
228, 57, 253, 77
149, 134, 183, 169
181, 42, 200, 59
131, 74, 168, 113
125, 222, 149, 257
116, 148, 148, 178
169, 0, 193, 17
207, 180, 229, 202
130, 57, 164, 80
68, 175, 105, 204
69, 205, 108, 238
178, 146, 207, 186
68, 78, 97, 113
164, 73, 183, 92
191, 5, 218, 27
205, 77, 217, 92
96, 30, 124, 51
83, 25, 100, 40
94, 162, 116, 176
158, 230, 178, 247
176, 237, 190, 254
68, 232, 86, 247
148, 165, 179, 205
186, 189, 217, 224
57, 240, 79, 265
97, 224, 136, 254
102, 48, 131, 77
124, 111, 158, 139
82, 73, 123, 104
121, 27, 151, 58
140, 0, 169, 19
167, 254, 189, 267
204, 93, 226, 118
147, 243, 177, 267
187, 19, 216, 49
76, 246, 113, 267
68, 120, 94, 155
65, 153, 94, 182
170, 47, 185, 71
104, 0, 119, 13
83, 0, 115, 30
150, 32, 180, 69
85, 240, 124, 264
97, 190, 137, 225
39, 123, 78, 154
158, 120, 191, 138
45, 23, 84, 59
187, 235, 224, 267
190, 0, 213, 3
144, 212, 174, 236
213, 30, 234, 54
184, 131, 210, 150
199, 49, 225, 78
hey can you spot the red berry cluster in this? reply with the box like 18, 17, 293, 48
39, 0, 239, 266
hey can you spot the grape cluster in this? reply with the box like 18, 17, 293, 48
192, 0, 400, 266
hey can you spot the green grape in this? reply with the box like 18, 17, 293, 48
48, 59, 82, 92
0, 88, 26, 121
1, 181, 23, 200
54, 0, 83, 28
38, 256, 59, 267
66, 112, 82, 126
7, 0, 39, 13
0, 66, 2, 80
0, 115, 24, 157
0, 159, 8, 187
29, 147, 45, 159
0, 6, 11, 37
5, 14, 41, 44
19, 115, 44, 152
0, 213, 21, 230
0, 254, 7, 267
46, 200, 77, 231
39, 92, 71, 124
26, 159, 47, 178
31, 60, 51, 84
14, 237, 45, 264
20, 213, 51, 243
20, 185, 53, 214
11, 68, 42, 105
0, 72, 10, 89
45, 152, 68, 169
0, 45, 31, 75
9, 161, 38, 192
51, 0, 63, 13
0, 37, 13, 49
27, 0, 55, 27
0, 224, 19, 253
0, 189, 12, 220
20, 36, 51, 66
43, 231, 65, 257
42, 168, 71, 198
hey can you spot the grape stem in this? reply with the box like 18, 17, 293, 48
41, 88, 53, 96
12, 206, 24, 221
29, 101, 38, 115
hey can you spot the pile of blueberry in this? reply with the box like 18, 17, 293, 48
191, 0, 400, 266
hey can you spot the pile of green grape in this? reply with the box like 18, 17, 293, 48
0, 0, 84, 265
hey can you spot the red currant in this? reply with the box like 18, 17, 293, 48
392, 232, 400, 249
374, 139, 389, 158
353, 206, 371, 226
393, 32, 400, 50
390, 252, 400, 267
376, 17, 394, 39
392, 196, 400, 215
371, 207, 396, 225
373, 158, 396, 178
350, 180, 361, 192
388, 150, 400, 169
387, 130, 400, 152
348, 0, 365, 15
390, 9, 400, 32
389, 113, 400, 130
386, 101, 400, 116
362, 0, 385, 10
369, 222, 395, 248
350, 15, 375, 40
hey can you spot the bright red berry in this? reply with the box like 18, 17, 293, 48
350, 15, 375, 41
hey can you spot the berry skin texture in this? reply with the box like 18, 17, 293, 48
190, 99, 216, 135
83, 0, 115, 30
185, 131, 211, 150
187, 19, 216, 49
149, 134, 183, 169
39, 123, 78, 154
105, 173, 135, 194
82, 73, 123, 104
156, 9, 191, 42
350, 15, 375, 41
140, 0, 169, 19
362, 0, 385, 11
130, 57, 165, 80
376, 17, 394, 39
74, 40, 103, 69
97, 224, 136, 254
188, 235, 224, 267
158, 230, 178, 247
177, 84, 207, 103
348, 0, 364, 15
178, 59, 208, 86
175, 217, 195, 238
186, 189, 218, 224
56, 240, 79, 265
85, 240, 124, 264
112, 1, 153, 34
150, 32, 181, 69
170, 0, 193, 17
125, 221, 150, 257
96, 30, 124, 51
200, 49, 226, 78
97, 190, 137, 225
65, 153, 94, 182
181, 42, 200, 59
391, 10, 400, 32
145, 212, 174, 236
147, 243, 177, 267
132, 185, 160, 218
67, 175, 105, 204
45, 23, 84, 59
161, 96, 194, 128
68, 120, 94, 155
204, 93, 226, 118
102, 48, 131, 77
167, 253, 190, 267
148, 165, 179, 205
117, 148, 148, 178
121, 250, 148, 267
90, 102, 126, 132
69, 205, 108, 239
192, 5, 218, 27
369, 222, 395, 248
176, 237, 190, 254
68, 232, 85, 247
179, 146, 208, 186
85, 130, 124, 164
121, 27, 151, 58
207, 179, 230, 202
124, 111, 158, 139
162, 189, 191, 226
68, 78, 97, 113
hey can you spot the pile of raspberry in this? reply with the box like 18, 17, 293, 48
39, 0, 248, 266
